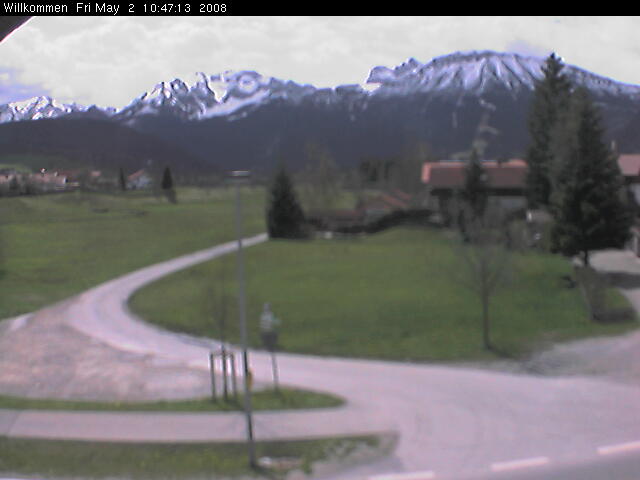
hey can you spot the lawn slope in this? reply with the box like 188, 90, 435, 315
131, 227, 638, 362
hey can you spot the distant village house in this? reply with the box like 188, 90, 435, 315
308, 190, 412, 233
127, 169, 152, 190
421, 159, 528, 215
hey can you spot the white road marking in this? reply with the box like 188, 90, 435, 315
490, 456, 549, 472
598, 440, 640, 455
369, 470, 435, 480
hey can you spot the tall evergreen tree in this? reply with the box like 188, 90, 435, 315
161, 166, 174, 190
118, 167, 127, 192
550, 88, 633, 266
266, 165, 307, 239
161, 166, 177, 203
525, 53, 573, 208
461, 149, 488, 220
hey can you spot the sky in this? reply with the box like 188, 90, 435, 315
1, 16, 639, 109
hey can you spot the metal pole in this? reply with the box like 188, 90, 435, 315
234, 178, 256, 468
230, 353, 238, 400
209, 352, 216, 400
221, 345, 229, 401
271, 350, 279, 393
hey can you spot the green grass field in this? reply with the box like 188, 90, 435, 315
2, 188, 637, 362
0, 187, 266, 319
0, 387, 342, 412
0, 434, 382, 480
131, 227, 638, 362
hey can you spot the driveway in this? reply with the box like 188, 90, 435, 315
1, 239, 640, 480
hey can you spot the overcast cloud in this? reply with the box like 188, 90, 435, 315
1, 16, 639, 108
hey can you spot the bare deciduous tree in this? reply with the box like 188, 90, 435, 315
298, 142, 342, 212
392, 141, 435, 195
452, 208, 512, 351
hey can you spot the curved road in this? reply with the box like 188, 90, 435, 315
2, 236, 640, 480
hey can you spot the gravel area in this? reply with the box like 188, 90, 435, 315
463, 327, 640, 385
0, 298, 212, 402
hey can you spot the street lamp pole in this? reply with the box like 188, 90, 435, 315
230, 170, 256, 467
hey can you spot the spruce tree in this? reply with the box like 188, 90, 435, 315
525, 53, 573, 208
161, 166, 174, 190
461, 149, 488, 220
161, 166, 177, 203
550, 88, 632, 266
118, 167, 127, 192
266, 165, 307, 239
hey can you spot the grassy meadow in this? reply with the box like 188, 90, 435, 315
0, 187, 266, 319
131, 227, 638, 362
1, 186, 636, 362
0, 387, 342, 412
0, 434, 383, 480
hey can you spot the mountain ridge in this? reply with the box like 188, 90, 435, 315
5, 50, 640, 124
2, 51, 640, 173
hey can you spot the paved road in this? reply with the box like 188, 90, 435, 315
2, 240, 640, 480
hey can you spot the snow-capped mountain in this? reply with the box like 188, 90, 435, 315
116, 50, 640, 122
6, 51, 640, 125
113, 69, 365, 123
367, 51, 640, 99
3, 51, 640, 172
0, 96, 94, 123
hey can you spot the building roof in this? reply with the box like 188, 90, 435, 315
379, 193, 410, 210
29, 172, 66, 185
422, 159, 527, 190
357, 191, 412, 212
128, 169, 149, 181
618, 154, 640, 177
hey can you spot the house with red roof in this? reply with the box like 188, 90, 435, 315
421, 159, 528, 216
357, 190, 412, 220
422, 154, 640, 253
618, 154, 640, 205
306, 190, 413, 233
616, 154, 640, 256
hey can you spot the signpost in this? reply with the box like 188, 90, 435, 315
260, 303, 281, 392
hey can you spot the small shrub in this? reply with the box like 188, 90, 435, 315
595, 307, 636, 324
574, 266, 635, 323
574, 266, 606, 319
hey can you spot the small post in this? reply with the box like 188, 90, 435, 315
221, 345, 229, 401
230, 353, 238, 400
209, 352, 216, 400
260, 302, 281, 392
271, 350, 280, 393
